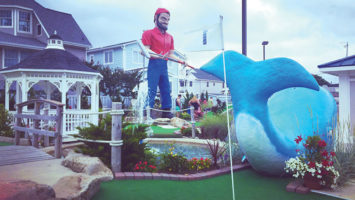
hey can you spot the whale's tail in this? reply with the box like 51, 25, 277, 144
200, 50, 319, 102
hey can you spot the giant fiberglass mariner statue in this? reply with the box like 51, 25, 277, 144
200, 51, 337, 175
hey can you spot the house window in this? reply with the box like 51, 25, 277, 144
90, 55, 94, 63
180, 80, 184, 87
37, 24, 41, 35
4, 49, 19, 68
133, 51, 141, 64
190, 81, 192, 87
213, 82, 215, 86
0, 10, 12, 27
19, 11, 31, 32
104, 51, 113, 64
222, 83, 225, 88
207, 82, 209, 87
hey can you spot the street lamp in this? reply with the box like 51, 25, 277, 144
262, 41, 269, 60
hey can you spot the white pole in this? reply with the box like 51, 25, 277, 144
220, 15, 236, 200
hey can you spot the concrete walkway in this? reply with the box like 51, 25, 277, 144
0, 159, 77, 186
314, 180, 355, 200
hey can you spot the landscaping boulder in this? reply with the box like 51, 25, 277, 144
170, 117, 191, 128
0, 180, 56, 200
53, 174, 102, 200
153, 118, 171, 125
62, 151, 113, 178
58, 151, 113, 199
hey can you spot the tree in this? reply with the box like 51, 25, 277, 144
86, 62, 143, 105
312, 74, 331, 86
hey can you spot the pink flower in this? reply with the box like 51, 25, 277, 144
294, 136, 303, 144
308, 161, 315, 168
330, 152, 336, 157
318, 140, 327, 147
322, 150, 328, 157
295, 149, 300, 152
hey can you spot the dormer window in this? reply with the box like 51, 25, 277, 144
57, 40, 61, 44
51, 40, 55, 44
19, 11, 31, 32
0, 10, 12, 27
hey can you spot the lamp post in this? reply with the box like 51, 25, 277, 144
262, 41, 269, 60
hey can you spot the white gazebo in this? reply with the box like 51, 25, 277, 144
318, 55, 355, 143
0, 33, 102, 135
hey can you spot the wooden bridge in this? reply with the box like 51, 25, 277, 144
0, 99, 64, 167
0, 145, 54, 166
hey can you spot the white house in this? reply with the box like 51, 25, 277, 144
87, 40, 187, 104
318, 55, 355, 143
178, 68, 225, 98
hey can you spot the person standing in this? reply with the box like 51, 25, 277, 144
175, 94, 182, 117
142, 8, 185, 118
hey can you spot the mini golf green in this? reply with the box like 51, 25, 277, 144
0, 141, 12, 146
93, 169, 341, 200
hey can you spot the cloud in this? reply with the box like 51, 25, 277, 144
36, 0, 354, 83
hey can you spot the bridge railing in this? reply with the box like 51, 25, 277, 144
14, 99, 64, 158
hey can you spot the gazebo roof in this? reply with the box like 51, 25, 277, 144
0, 49, 98, 73
318, 55, 355, 68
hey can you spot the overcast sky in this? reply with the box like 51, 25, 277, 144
36, 0, 355, 83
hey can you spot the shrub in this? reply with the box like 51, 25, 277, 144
121, 123, 150, 171
159, 146, 189, 173
200, 113, 232, 140
0, 104, 13, 137
73, 115, 112, 167
207, 139, 227, 168
73, 116, 153, 171
333, 124, 355, 186
221, 142, 244, 166
181, 126, 192, 137
180, 112, 191, 121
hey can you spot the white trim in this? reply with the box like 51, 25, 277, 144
88, 40, 137, 53
13, 9, 17, 36
32, 11, 49, 38
0, 9, 13, 28
0, 42, 44, 50
17, 10, 32, 34
1, 48, 4, 69
103, 50, 113, 65
319, 66, 355, 73
0, 69, 102, 78
0, 5, 33, 11
63, 41, 91, 49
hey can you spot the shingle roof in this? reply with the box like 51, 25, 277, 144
0, 49, 98, 73
318, 55, 355, 68
191, 68, 222, 81
0, 31, 46, 49
0, 0, 91, 47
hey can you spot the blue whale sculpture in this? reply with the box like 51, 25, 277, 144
200, 51, 337, 175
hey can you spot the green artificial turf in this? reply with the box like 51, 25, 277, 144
0, 141, 12, 146
93, 169, 340, 200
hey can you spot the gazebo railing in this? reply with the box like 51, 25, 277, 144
63, 109, 99, 135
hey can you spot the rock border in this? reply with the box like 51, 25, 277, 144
115, 164, 250, 181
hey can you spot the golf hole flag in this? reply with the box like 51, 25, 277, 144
183, 17, 224, 52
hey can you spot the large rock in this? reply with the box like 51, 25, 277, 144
0, 180, 56, 200
53, 174, 102, 200
57, 151, 113, 199
170, 117, 191, 128
153, 118, 171, 125
62, 150, 113, 178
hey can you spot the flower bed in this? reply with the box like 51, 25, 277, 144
285, 135, 339, 189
